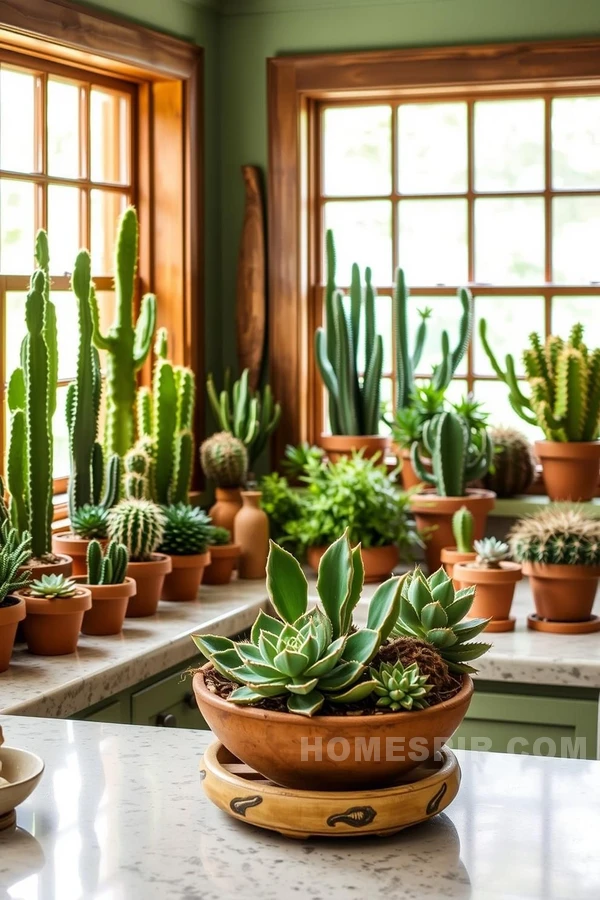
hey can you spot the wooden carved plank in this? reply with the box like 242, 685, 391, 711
236, 165, 266, 391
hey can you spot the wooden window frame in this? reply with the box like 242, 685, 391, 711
0, 0, 203, 510
268, 39, 600, 464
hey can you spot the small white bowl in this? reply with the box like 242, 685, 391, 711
0, 746, 45, 824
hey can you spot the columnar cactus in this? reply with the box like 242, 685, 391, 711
123, 446, 153, 500
200, 432, 248, 488
206, 368, 280, 466
87, 539, 129, 585
107, 499, 165, 562
314, 230, 383, 435
89, 207, 157, 457
452, 506, 474, 553
483, 426, 536, 498
480, 321, 600, 442
410, 410, 493, 497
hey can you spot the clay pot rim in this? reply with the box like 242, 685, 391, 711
166, 551, 211, 569
240, 489, 262, 499
52, 534, 107, 547
521, 561, 600, 580
454, 561, 523, 585
440, 547, 477, 562
535, 440, 600, 460
127, 553, 172, 575
208, 543, 241, 559
410, 489, 496, 515
320, 433, 389, 444
72, 575, 136, 598
0, 595, 26, 625
214, 487, 243, 497
194, 665, 473, 728
19, 553, 73, 572
15, 586, 92, 615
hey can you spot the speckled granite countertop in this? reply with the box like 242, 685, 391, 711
2, 575, 600, 720
1, 716, 599, 900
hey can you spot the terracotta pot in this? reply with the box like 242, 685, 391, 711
410, 489, 496, 573
454, 561, 522, 626
18, 554, 73, 580
0, 596, 25, 672
396, 447, 433, 491
319, 434, 389, 463
193, 666, 473, 791
125, 554, 172, 618
209, 488, 243, 534
440, 547, 477, 583
234, 491, 269, 580
535, 440, 600, 501
307, 544, 400, 583
52, 534, 107, 577
161, 552, 211, 602
72, 575, 136, 636
522, 561, 600, 623
16, 587, 92, 656
203, 544, 241, 585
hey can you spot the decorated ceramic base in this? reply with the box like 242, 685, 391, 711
200, 741, 460, 839
527, 614, 600, 634
0, 809, 16, 832
485, 616, 516, 633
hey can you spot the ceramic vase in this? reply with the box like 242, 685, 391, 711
234, 491, 269, 580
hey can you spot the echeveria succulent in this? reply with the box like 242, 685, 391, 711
370, 660, 432, 711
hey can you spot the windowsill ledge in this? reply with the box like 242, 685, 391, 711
490, 495, 600, 518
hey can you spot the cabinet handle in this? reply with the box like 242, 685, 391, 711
184, 692, 197, 709
156, 713, 177, 728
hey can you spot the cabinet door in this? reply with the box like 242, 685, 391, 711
131, 670, 208, 729
82, 697, 130, 724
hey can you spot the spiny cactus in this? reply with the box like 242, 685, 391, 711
159, 504, 213, 556
89, 207, 157, 457
474, 537, 510, 568
124, 445, 153, 500
66, 249, 121, 519
107, 499, 165, 562
509, 507, 600, 566
410, 410, 493, 497
314, 230, 383, 435
70, 504, 109, 540
369, 660, 432, 711
30, 574, 78, 599
0, 477, 10, 529
87, 539, 129, 585
200, 432, 248, 488
392, 567, 492, 674
209, 526, 231, 546
480, 321, 600, 442
483, 426, 536, 497
452, 506, 474, 553
0, 526, 31, 603
206, 368, 280, 466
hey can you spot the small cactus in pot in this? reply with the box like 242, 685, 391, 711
453, 536, 521, 634
159, 505, 215, 604
79, 540, 134, 637
483, 426, 536, 498
17, 573, 92, 657
440, 505, 477, 582
107, 500, 170, 618
201, 432, 248, 533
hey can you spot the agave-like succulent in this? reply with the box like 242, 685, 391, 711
391, 567, 491, 674
474, 537, 510, 568
370, 660, 432, 711
70, 504, 109, 540
30, 574, 78, 599
193, 530, 405, 716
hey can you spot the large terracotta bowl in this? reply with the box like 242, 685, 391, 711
193, 666, 473, 791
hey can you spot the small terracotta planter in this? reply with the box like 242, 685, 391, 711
209, 488, 243, 534
395, 446, 433, 491
16, 586, 92, 656
454, 561, 522, 632
161, 552, 211, 602
203, 544, 241, 585
535, 440, 600, 502
193, 666, 473, 791
522, 561, 600, 633
0, 597, 25, 672
307, 544, 400, 583
234, 491, 269, 580
440, 547, 477, 583
410, 489, 496, 573
18, 554, 73, 580
52, 533, 106, 577
72, 575, 136, 636
319, 434, 389, 463
125, 554, 172, 617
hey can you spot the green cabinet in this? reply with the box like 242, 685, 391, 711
131, 670, 208, 729
82, 697, 130, 724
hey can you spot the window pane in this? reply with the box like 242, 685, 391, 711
48, 185, 80, 275
6, 291, 27, 378
47, 79, 80, 178
398, 199, 467, 285
398, 103, 467, 194
409, 296, 467, 378
552, 297, 600, 348
0, 180, 34, 274
322, 106, 391, 197
0, 68, 35, 173
91, 190, 127, 275
474, 99, 544, 191
91, 88, 130, 185
475, 198, 545, 284
552, 196, 600, 285
53, 385, 70, 478
54, 292, 78, 380
552, 97, 600, 190
474, 296, 545, 376
324, 201, 392, 285
355, 295, 392, 376
473, 379, 540, 442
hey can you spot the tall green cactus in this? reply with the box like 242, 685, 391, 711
206, 368, 280, 466
89, 206, 157, 458
480, 320, 600, 442
314, 230, 383, 435
411, 410, 493, 497
7, 368, 28, 537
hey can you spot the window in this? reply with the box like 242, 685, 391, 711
267, 40, 600, 460
1, 57, 134, 486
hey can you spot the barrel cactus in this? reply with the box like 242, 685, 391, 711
483, 426, 536, 497
159, 504, 213, 556
107, 499, 165, 562
410, 410, 493, 497
200, 432, 248, 488
509, 507, 600, 566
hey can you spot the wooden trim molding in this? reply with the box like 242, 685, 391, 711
267, 38, 600, 461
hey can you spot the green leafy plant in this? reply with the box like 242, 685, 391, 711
480, 321, 600, 441
0, 525, 31, 604
193, 531, 405, 716
70, 504, 110, 540
483, 426, 536, 498
200, 432, 248, 489
281, 442, 324, 479
474, 537, 510, 568
509, 507, 600, 566
410, 410, 493, 496
87, 539, 129, 585
206, 368, 281, 466
392, 567, 491, 673
208, 526, 231, 547
30, 574, 78, 599
159, 504, 214, 556
108, 499, 165, 562
452, 506, 474, 553
259, 472, 304, 541
369, 660, 432, 711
